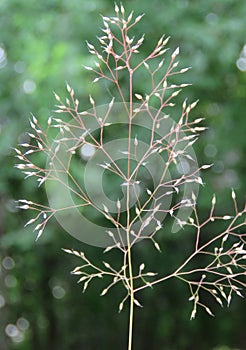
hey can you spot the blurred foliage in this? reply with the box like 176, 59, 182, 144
0, 0, 245, 349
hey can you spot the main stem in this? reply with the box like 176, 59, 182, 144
127, 67, 134, 350
127, 229, 134, 350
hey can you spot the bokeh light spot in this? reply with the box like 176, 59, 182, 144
52, 285, 66, 299
23, 79, 36, 94
204, 144, 217, 158
80, 143, 95, 160
2, 256, 15, 270
17, 317, 30, 331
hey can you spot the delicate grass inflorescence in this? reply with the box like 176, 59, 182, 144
16, 4, 245, 350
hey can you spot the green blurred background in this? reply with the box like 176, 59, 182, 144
0, 0, 245, 349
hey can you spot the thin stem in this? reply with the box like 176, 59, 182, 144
127, 227, 134, 350
126, 50, 134, 349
